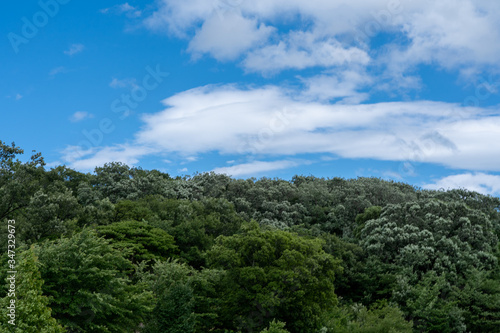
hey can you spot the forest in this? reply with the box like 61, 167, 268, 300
0, 140, 499, 333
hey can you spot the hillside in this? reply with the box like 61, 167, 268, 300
1, 142, 499, 332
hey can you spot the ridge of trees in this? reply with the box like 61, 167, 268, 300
1, 141, 499, 332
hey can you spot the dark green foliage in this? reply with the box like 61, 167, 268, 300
96, 220, 178, 263
354, 206, 382, 238
139, 259, 223, 333
395, 271, 466, 332
453, 269, 500, 332
2, 143, 500, 332
0, 141, 46, 247
155, 283, 196, 333
320, 233, 369, 302
128, 196, 245, 268
206, 222, 342, 332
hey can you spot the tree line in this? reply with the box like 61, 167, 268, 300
0, 141, 499, 332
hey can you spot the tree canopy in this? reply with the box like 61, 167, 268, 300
1, 142, 499, 332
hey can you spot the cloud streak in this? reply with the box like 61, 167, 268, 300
212, 160, 303, 177
70, 111, 94, 123
64, 43, 85, 56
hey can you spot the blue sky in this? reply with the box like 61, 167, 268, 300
2, 0, 500, 196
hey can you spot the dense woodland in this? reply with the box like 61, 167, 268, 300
1, 140, 499, 333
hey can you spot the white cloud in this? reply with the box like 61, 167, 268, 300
61, 82, 500, 174
178, 167, 188, 172
45, 161, 63, 169
299, 69, 372, 103
243, 31, 370, 73
212, 160, 301, 177
143, 0, 500, 77
388, 1, 500, 71
133, 84, 500, 171
144, 0, 218, 36
424, 173, 500, 197
61, 144, 157, 171
64, 44, 85, 56
188, 13, 274, 61
70, 111, 94, 123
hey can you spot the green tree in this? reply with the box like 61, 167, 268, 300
139, 259, 223, 333
361, 200, 498, 277
260, 320, 290, 333
454, 268, 500, 332
353, 206, 381, 239
322, 302, 413, 333
96, 220, 178, 264
35, 228, 153, 332
206, 222, 342, 333
0, 141, 46, 247
0, 141, 45, 216
0, 247, 65, 333
91, 163, 173, 203
396, 271, 466, 333
20, 186, 80, 243
144, 262, 196, 333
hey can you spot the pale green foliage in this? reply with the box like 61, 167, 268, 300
0, 247, 65, 333
35, 228, 154, 332
259, 319, 290, 333
21, 187, 79, 242
361, 200, 498, 277
322, 302, 413, 333
92, 162, 174, 203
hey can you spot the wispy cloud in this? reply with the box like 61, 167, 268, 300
5, 94, 24, 100
424, 173, 500, 197
109, 77, 138, 89
64, 43, 85, 56
299, 69, 372, 103
101, 3, 142, 18
243, 31, 370, 74
60, 144, 157, 171
70, 111, 94, 123
49, 66, 68, 77
212, 160, 302, 177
